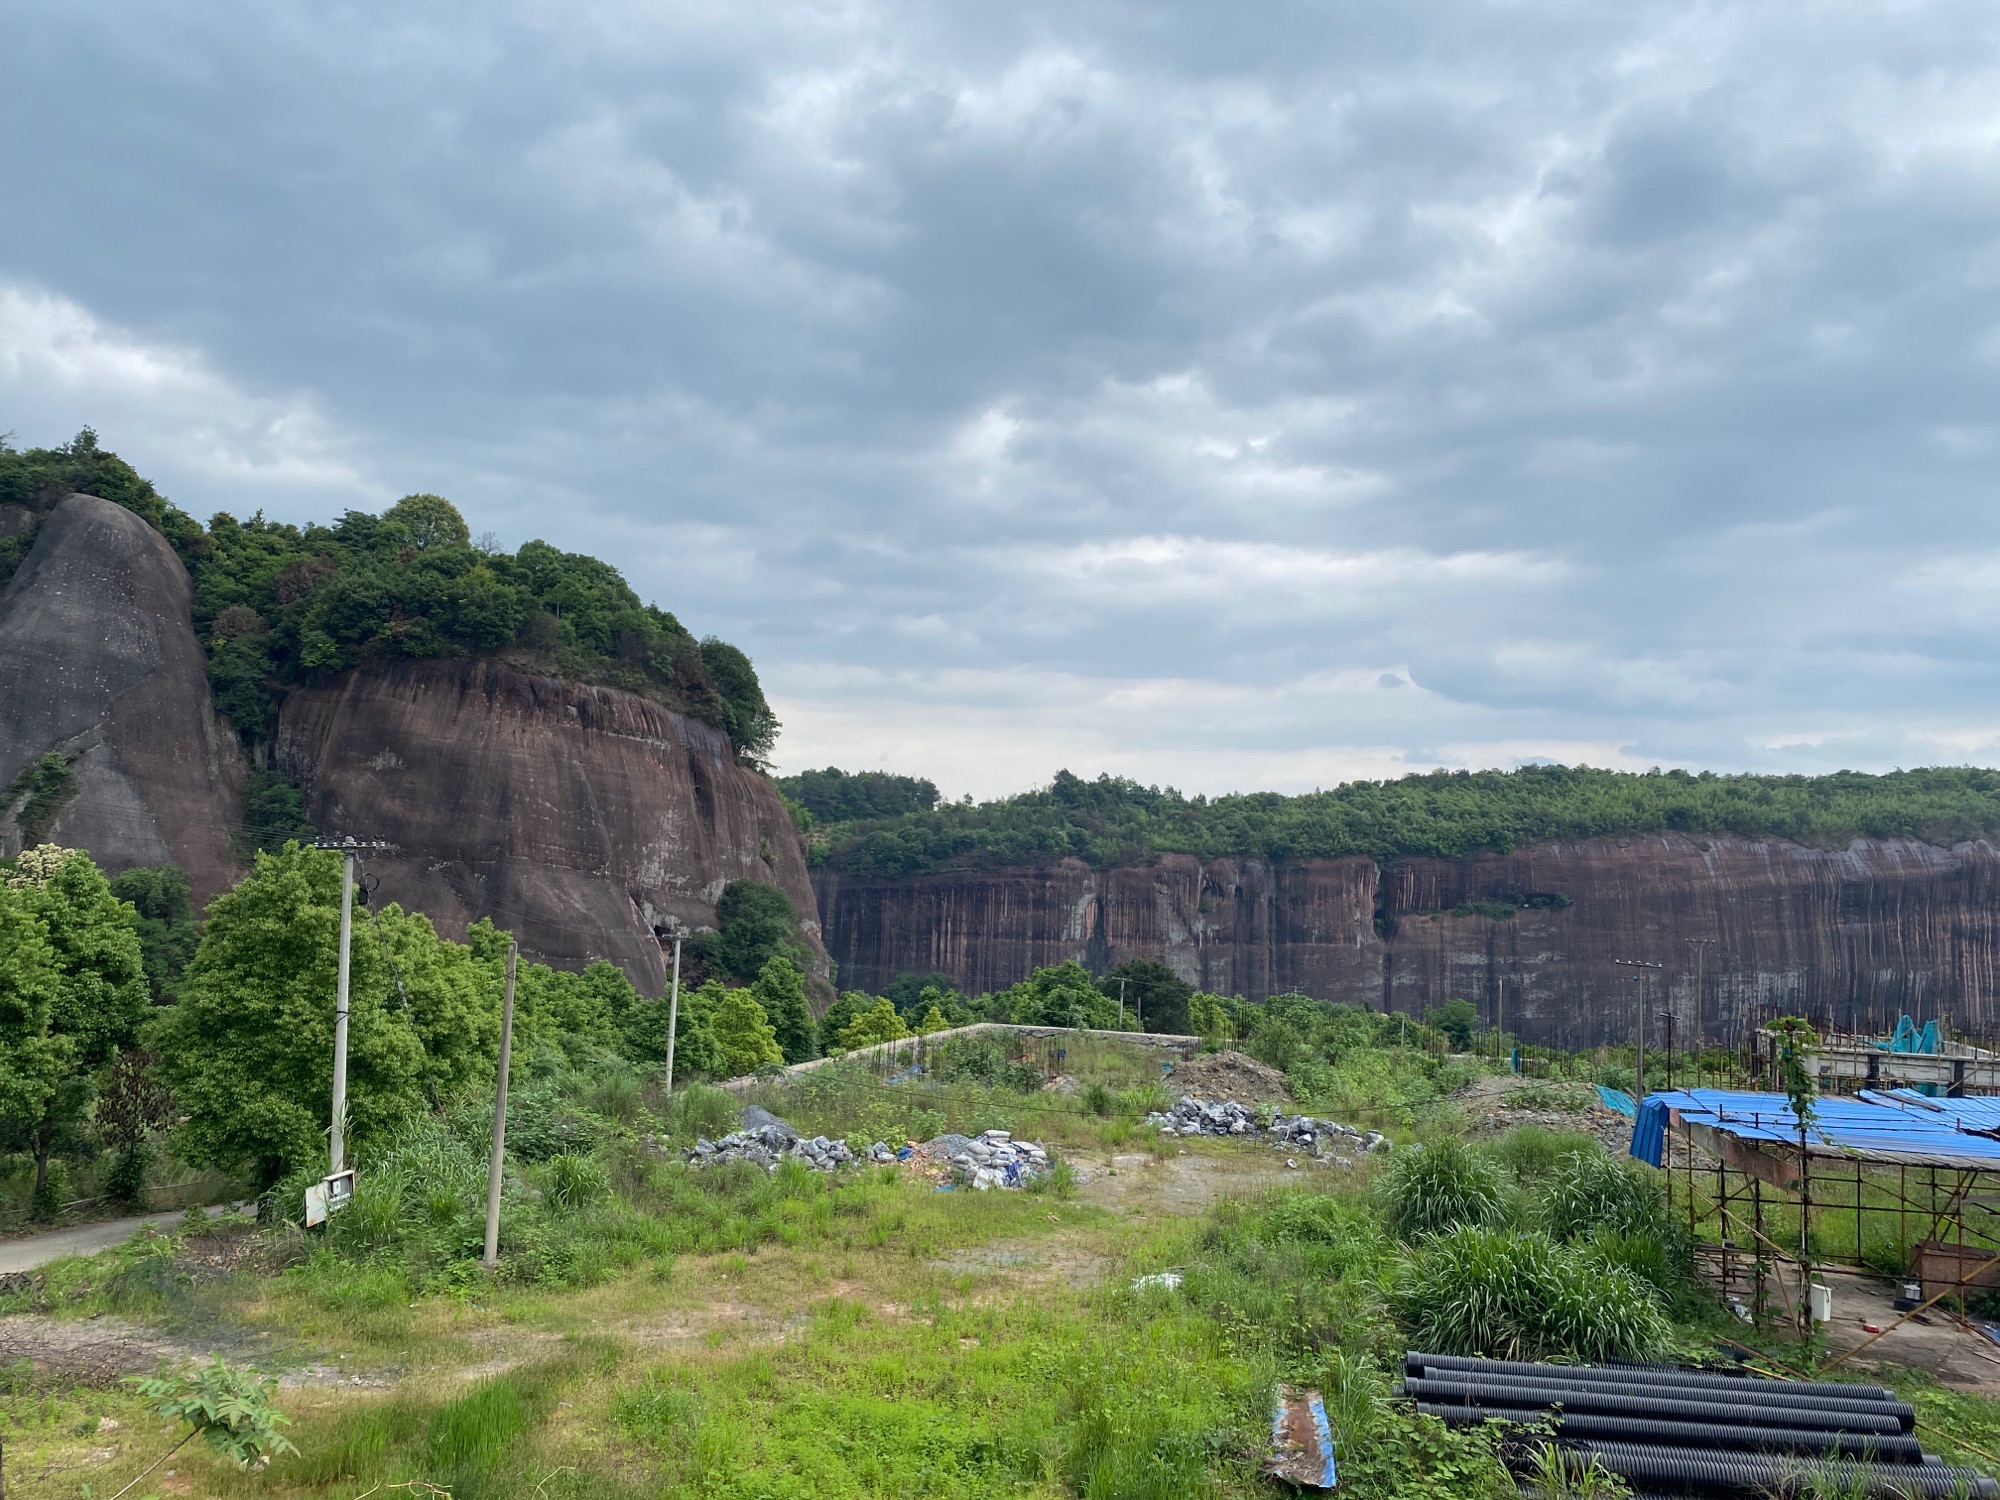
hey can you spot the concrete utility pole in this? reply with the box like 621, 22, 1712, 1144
1118, 978, 1128, 1027
330, 851, 355, 1175
1685, 937, 1715, 1085
315, 837, 395, 1178
1612, 958, 1665, 1099
663, 934, 683, 1095
483, 940, 517, 1269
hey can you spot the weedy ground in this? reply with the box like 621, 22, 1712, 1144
8, 1046, 2000, 1500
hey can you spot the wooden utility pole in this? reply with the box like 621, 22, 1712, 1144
483, 940, 518, 1269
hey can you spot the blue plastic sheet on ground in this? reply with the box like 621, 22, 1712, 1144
1596, 1085, 1637, 1116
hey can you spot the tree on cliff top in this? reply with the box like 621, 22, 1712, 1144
776, 768, 940, 824
812, 762, 2000, 875
2, 431, 780, 765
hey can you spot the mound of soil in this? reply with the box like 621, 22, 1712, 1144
1165, 1050, 1290, 1103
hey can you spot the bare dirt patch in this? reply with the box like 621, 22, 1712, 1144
1071, 1143, 1309, 1213
1162, 1051, 1290, 1103
0, 1313, 205, 1385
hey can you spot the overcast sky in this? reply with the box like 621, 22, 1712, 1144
5, 2, 2000, 800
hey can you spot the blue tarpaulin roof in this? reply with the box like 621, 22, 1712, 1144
1628, 1087, 2000, 1170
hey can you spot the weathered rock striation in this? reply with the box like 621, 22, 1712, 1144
277, 659, 825, 994
0, 494, 246, 902
814, 835, 2000, 1046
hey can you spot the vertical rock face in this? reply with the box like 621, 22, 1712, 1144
814, 834, 2000, 1045
0, 493, 246, 902
277, 659, 825, 994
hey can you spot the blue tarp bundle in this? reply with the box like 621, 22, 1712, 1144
1596, 1085, 1637, 1117
1881, 1014, 1943, 1054
1627, 1086, 2000, 1170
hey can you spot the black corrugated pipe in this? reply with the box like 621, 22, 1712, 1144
1413, 1403, 1929, 1462
1564, 1438, 1998, 1499
1408, 1368, 1911, 1421
1403, 1376, 1910, 1434
1407, 1352, 1896, 1403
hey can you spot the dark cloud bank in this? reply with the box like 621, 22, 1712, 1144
4, 0, 1999, 796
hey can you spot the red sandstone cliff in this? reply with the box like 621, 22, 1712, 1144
278, 659, 826, 995
813, 834, 2000, 1046
0, 494, 246, 902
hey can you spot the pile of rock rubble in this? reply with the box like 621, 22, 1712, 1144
922, 1129, 1050, 1189
685, 1122, 858, 1173
677, 1105, 1043, 1183
1143, 1096, 1388, 1159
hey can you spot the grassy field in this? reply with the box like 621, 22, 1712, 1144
8, 1037, 2000, 1500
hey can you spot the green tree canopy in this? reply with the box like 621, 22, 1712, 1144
997, 962, 1132, 1031
0, 883, 61, 1142
775, 768, 940, 824
0, 847, 149, 1208
715, 880, 803, 982
708, 986, 783, 1078
108, 864, 198, 1004
1099, 958, 1194, 1035
153, 845, 470, 1183
751, 955, 816, 1064
696, 638, 780, 768
1428, 998, 1480, 1051
810, 763, 2000, 875
836, 998, 908, 1052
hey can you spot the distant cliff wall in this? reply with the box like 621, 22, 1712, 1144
0, 493, 246, 902
814, 834, 2000, 1045
278, 659, 825, 995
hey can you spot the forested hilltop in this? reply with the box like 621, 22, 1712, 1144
800, 763, 2000, 876
0, 431, 777, 771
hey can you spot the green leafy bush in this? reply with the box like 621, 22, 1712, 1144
127, 1357, 297, 1470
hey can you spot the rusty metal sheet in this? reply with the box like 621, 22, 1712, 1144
1266, 1384, 1337, 1489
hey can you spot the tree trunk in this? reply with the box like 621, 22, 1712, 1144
30, 1116, 54, 1218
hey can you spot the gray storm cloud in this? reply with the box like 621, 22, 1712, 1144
3, 0, 1998, 797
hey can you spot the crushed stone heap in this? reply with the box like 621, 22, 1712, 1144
1143, 1095, 1389, 1159
685, 1123, 856, 1173
922, 1129, 1049, 1190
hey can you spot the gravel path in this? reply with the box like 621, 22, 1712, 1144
0, 1204, 248, 1274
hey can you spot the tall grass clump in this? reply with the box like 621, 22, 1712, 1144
665, 1082, 739, 1142
1378, 1140, 1509, 1241
1487, 1126, 1604, 1184
1537, 1150, 1669, 1241
1397, 1226, 1671, 1363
